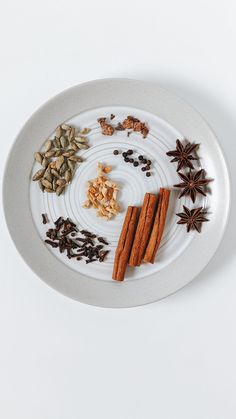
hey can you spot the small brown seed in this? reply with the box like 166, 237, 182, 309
56, 185, 65, 196
56, 178, 66, 187
68, 156, 83, 162
55, 155, 64, 171
71, 141, 79, 151
54, 137, 61, 148
60, 136, 68, 148
44, 140, 52, 152
54, 149, 62, 157
42, 157, 49, 168
52, 177, 57, 191
61, 123, 71, 131
42, 179, 53, 189
45, 149, 57, 158
65, 169, 72, 183
44, 171, 53, 182
80, 128, 91, 134
68, 127, 75, 142
60, 161, 68, 175
74, 136, 87, 143
34, 152, 43, 164
67, 160, 76, 171
32, 168, 45, 181
55, 126, 62, 138
51, 169, 60, 178
44, 165, 51, 175
77, 143, 89, 150
63, 149, 75, 157
49, 161, 56, 169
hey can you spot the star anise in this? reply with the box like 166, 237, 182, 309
176, 205, 208, 232
166, 139, 199, 171
174, 169, 211, 203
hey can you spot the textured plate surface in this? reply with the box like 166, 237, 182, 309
3, 79, 230, 307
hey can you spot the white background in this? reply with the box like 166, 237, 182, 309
1, 1, 236, 418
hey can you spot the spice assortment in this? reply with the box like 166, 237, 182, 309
31, 115, 213, 281
83, 163, 120, 220
44, 216, 109, 263
32, 123, 90, 195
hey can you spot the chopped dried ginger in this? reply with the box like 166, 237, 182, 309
83, 163, 120, 220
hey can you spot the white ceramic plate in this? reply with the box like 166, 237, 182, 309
3, 79, 230, 307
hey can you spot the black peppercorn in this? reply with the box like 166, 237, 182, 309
146, 160, 151, 165
133, 161, 139, 167
145, 165, 151, 170
142, 159, 147, 164
141, 167, 146, 172
129, 158, 134, 163
146, 172, 151, 177
122, 152, 127, 158
124, 157, 130, 162
138, 155, 143, 161
127, 149, 133, 155
113, 150, 119, 155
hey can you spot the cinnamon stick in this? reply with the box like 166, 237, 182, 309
129, 193, 158, 266
143, 188, 170, 264
112, 206, 139, 281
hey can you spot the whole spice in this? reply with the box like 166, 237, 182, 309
97, 237, 109, 245
41, 213, 48, 224
166, 139, 199, 171
112, 206, 139, 281
43, 216, 110, 263
129, 193, 157, 266
32, 123, 90, 195
174, 169, 211, 203
121, 116, 149, 138
98, 114, 149, 138
97, 117, 114, 136
83, 163, 120, 220
176, 205, 208, 232
114, 148, 153, 176
143, 188, 170, 264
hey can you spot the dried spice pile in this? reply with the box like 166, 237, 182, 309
83, 163, 120, 220
113, 189, 170, 281
44, 216, 109, 263
120, 115, 149, 138
166, 139, 212, 233
97, 114, 149, 138
113, 148, 153, 177
32, 124, 90, 195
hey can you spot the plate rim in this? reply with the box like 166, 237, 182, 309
3, 78, 231, 307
